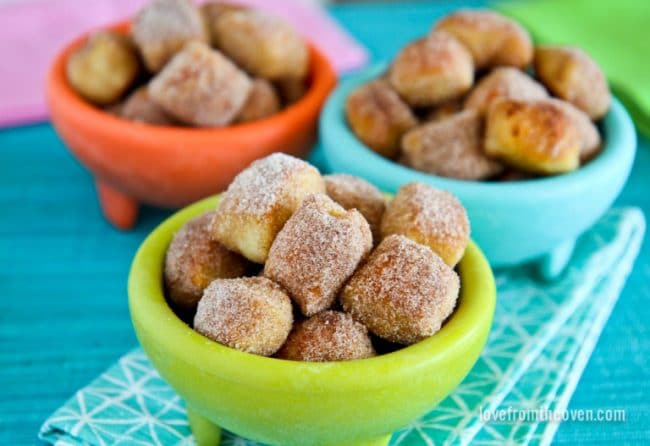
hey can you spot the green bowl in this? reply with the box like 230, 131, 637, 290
128, 195, 497, 446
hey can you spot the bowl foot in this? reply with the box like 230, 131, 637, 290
95, 180, 139, 230
187, 405, 222, 446
538, 238, 576, 280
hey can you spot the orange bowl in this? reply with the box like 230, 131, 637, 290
46, 21, 337, 229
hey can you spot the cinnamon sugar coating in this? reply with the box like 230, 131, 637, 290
211, 153, 325, 263
341, 235, 460, 345
388, 32, 474, 107
132, 0, 208, 73
380, 182, 470, 267
212, 9, 309, 80
484, 99, 581, 174
194, 277, 293, 356
464, 67, 548, 115
324, 174, 386, 242
401, 109, 503, 180
276, 311, 376, 362
534, 45, 610, 120
345, 79, 417, 159
434, 9, 533, 69
164, 211, 251, 312
149, 41, 252, 127
264, 194, 372, 316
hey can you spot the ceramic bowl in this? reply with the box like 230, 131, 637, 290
128, 194, 496, 446
320, 64, 636, 279
47, 21, 337, 230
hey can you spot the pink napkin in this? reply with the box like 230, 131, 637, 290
0, 0, 367, 128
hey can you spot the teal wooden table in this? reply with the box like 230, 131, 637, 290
0, 2, 648, 444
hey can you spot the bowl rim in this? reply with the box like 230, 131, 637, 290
128, 194, 496, 391
46, 20, 337, 140
321, 63, 637, 199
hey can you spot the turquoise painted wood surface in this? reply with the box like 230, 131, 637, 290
0, 1, 648, 444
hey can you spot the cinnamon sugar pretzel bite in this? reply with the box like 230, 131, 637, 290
434, 9, 533, 69
264, 194, 372, 316
534, 45, 610, 120
388, 32, 474, 107
341, 234, 460, 345
236, 78, 282, 123
194, 277, 293, 356
345, 79, 418, 159
484, 98, 581, 174
164, 211, 251, 312
132, 0, 208, 73
149, 41, 252, 126
464, 67, 548, 115
201, 1, 247, 47
212, 9, 309, 80
401, 109, 503, 180
324, 174, 386, 242
211, 153, 325, 263
380, 182, 470, 267
548, 98, 602, 163
66, 31, 140, 105
120, 87, 179, 125
276, 311, 376, 362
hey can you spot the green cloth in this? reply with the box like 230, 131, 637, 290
497, 0, 650, 136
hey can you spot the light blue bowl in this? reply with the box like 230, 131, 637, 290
321, 64, 637, 278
